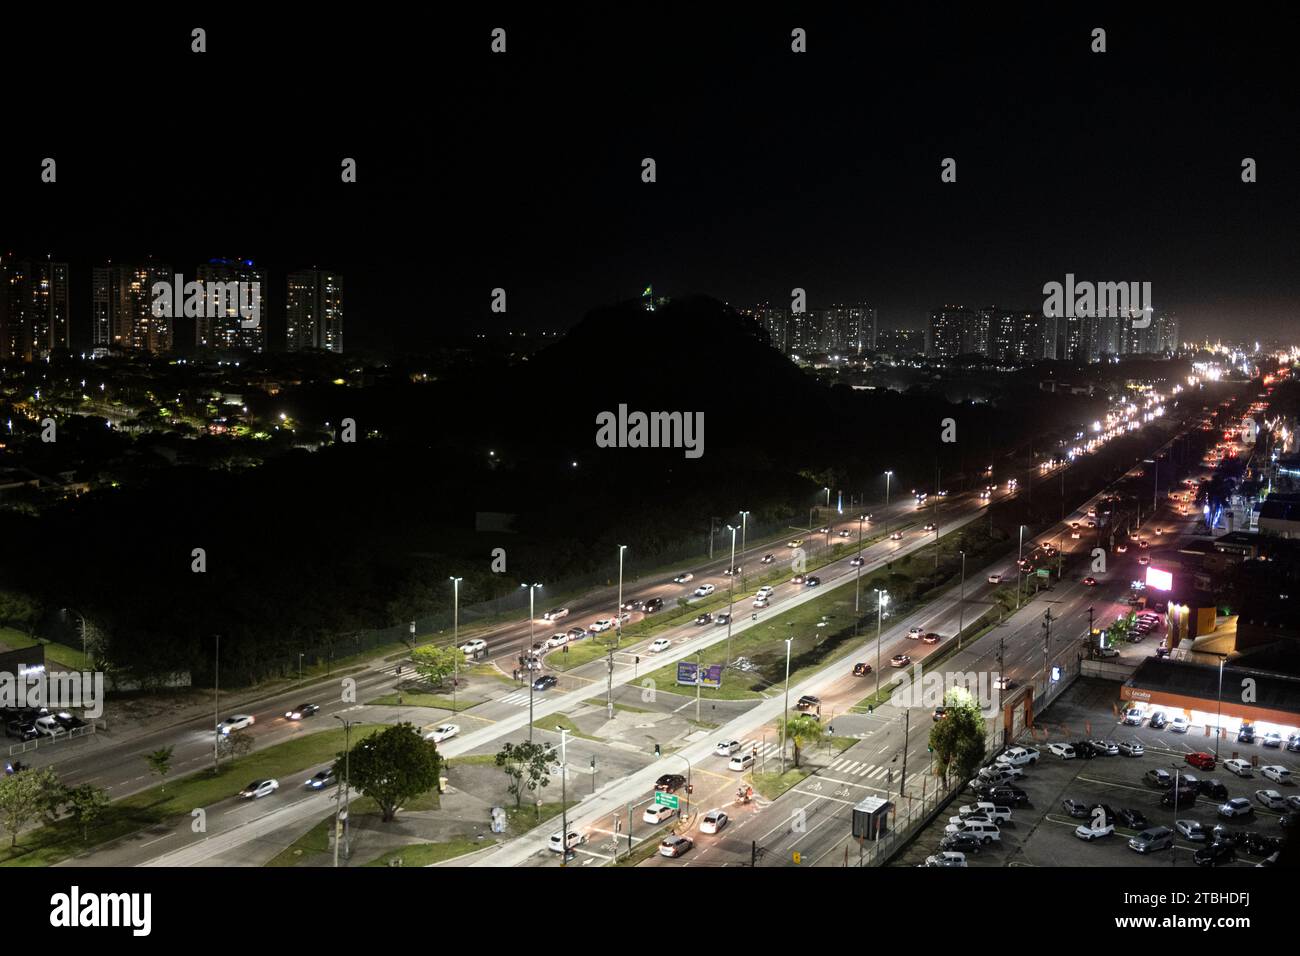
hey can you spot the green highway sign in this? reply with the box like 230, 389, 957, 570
654, 792, 679, 809
1036, 568, 1051, 578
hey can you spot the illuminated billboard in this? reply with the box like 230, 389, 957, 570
1146, 567, 1173, 591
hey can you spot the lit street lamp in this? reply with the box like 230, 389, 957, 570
521, 582, 543, 742
780, 637, 793, 774
875, 590, 889, 701
616, 545, 627, 649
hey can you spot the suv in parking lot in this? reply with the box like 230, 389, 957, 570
1128, 826, 1175, 854
1144, 768, 1174, 789
1223, 758, 1253, 777
996, 746, 1039, 767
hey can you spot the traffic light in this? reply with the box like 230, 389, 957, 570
654, 743, 661, 757
635, 656, 640, 665
686, 783, 694, 794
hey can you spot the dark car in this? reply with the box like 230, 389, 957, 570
1145, 768, 1174, 789
804, 576, 821, 588
1149, 712, 1168, 730
1196, 778, 1230, 800
1116, 808, 1150, 829
693, 612, 712, 626
1062, 799, 1091, 818
52, 711, 86, 730
285, 703, 319, 720
1193, 842, 1236, 867
304, 768, 337, 790
979, 785, 1029, 807
643, 597, 664, 613
852, 663, 872, 676
1161, 788, 1199, 810
1241, 832, 1283, 857
932, 706, 947, 721
4, 721, 37, 741
655, 774, 686, 793
938, 832, 983, 854
796, 695, 821, 711
1072, 741, 1098, 759
532, 675, 558, 692
622, 598, 645, 612
1238, 725, 1256, 744
1090, 804, 1118, 826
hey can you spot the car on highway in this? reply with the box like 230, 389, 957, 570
1193, 842, 1235, 867
1218, 798, 1254, 819
853, 662, 872, 676
566, 626, 589, 640
786, 539, 803, 549
1116, 543, 1128, 553
849, 556, 865, 567
621, 598, 645, 612
304, 769, 336, 790
542, 607, 570, 622
752, 597, 770, 609
1082, 576, 1097, 587
1118, 739, 1144, 757
890, 654, 911, 668
458, 638, 489, 657
728, 752, 755, 772
1138, 555, 1150, 565
1224, 758, 1253, 777
987, 573, 1002, 584
649, 638, 672, 653
1254, 789, 1287, 810
714, 740, 741, 757
1261, 765, 1291, 784
1169, 715, 1189, 733
761, 553, 775, 564
532, 675, 558, 692
590, 618, 616, 633
889, 531, 904, 540
795, 695, 820, 711
425, 724, 459, 743
546, 633, 570, 649
673, 572, 694, 583
922, 523, 936, 532
1075, 822, 1115, 841
837, 529, 852, 538
285, 703, 319, 720
817, 526, 831, 534
217, 714, 255, 735
1048, 742, 1076, 759
239, 779, 279, 799
1175, 819, 1208, 841
655, 774, 686, 793
804, 575, 821, 588
756, 585, 775, 597
692, 584, 715, 597
693, 612, 713, 625
921, 632, 940, 644
908, 626, 924, 639
643, 597, 664, 613
659, 835, 693, 858
1186, 752, 1217, 771
922, 852, 968, 867
699, 809, 728, 834
1128, 826, 1174, 854
549, 830, 584, 852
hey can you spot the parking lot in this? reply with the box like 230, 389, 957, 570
897, 678, 1296, 867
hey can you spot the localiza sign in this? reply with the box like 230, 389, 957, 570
675, 662, 723, 688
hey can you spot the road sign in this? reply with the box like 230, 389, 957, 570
1036, 568, 1051, 578
654, 791, 679, 809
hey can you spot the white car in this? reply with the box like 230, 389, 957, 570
548, 830, 584, 852
908, 626, 924, 639
1219, 797, 1253, 818
996, 746, 1039, 767
217, 714, 255, 735
1122, 708, 1145, 726
1074, 822, 1115, 841
729, 752, 755, 771
546, 633, 569, 649
756, 585, 775, 597
1261, 765, 1291, 784
715, 740, 741, 756
425, 723, 459, 743
542, 607, 570, 622
693, 584, 715, 597
1169, 715, 1190, 733
238, 778, 279, 799
700, 809, 729, 834
1224, 758, 1253, 777
923, 852, 968, 867
752, 597, 770, 609
590, 618, 616, 633
956, 802, 1012, 823
987, 573, 1002, 584
33, 716, 66, 738
977, 765, 1024, 785
1048, 742, 1076, 759
458, 638, 487, 656
643, 803, 678, 824
673, 572, 694, 584
649, 638, 672, 653
1254, 789, 1287, 810
1175, 819, 1207, 841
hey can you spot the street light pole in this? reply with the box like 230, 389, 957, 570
957, 550, 967, 648
616, 545, 627, 649
1016, 524, 1026, 610
884, 470, 893, 537
333, 716, 353, 866
213, 634, 220, 770
875, 591, 888, 701
780, 637, 792, 774
558, 727, 569, 865
523, 582, 542, 743
1215, 657, 1225, 761
739, 511, 749, 585
726, 525, 737, 665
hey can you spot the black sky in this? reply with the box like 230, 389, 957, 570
3, 7, 1298, 352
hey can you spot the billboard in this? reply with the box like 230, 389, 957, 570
675, 662, 723, 688
1146, 566, 1173, 591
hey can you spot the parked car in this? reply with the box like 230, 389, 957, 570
956, 802, 1012, 823
1123, 708, 1146, 726
1048, 742, 1076, 759
922, 851, 968, 867
1075, 822, 1115, 841
32, 716, 65, 738
1194, 842, 1236, 867
942, 820, 1000, 844
1254, 789, 1287, 810
1175, 819, 1208, 841
1186, 752, 1216, 771
1088, 739, 1119, 756
52, 711, 86, 730
1261, 731, 1283, 748
1169, 715, 1189, 733
1062, 798, 1092, 818
1224, 758, 1253, 777
1196, 778, 1230, 800
4, 721, 37, 741
1260, 765, 1290, 784
1238, 724, 1257, 744
1145, 768, 1174, 789
996, 746, 1040, 767
938, 832, 983, 854
978, 785, 1029, 807
1118, 739, 1145, 757
1116, 808, 1150, 829
1161, 788, 1200, 810
1128, 826, 1175, 853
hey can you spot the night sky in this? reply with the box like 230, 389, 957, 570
3, 8, 1297, 352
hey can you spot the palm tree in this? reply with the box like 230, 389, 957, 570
776, 714, 826, 768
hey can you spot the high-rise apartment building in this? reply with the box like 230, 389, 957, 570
91, 260, 174, 352
0, 254, 70, 360
196, 258, 266, 352
285, 269, 344, 353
